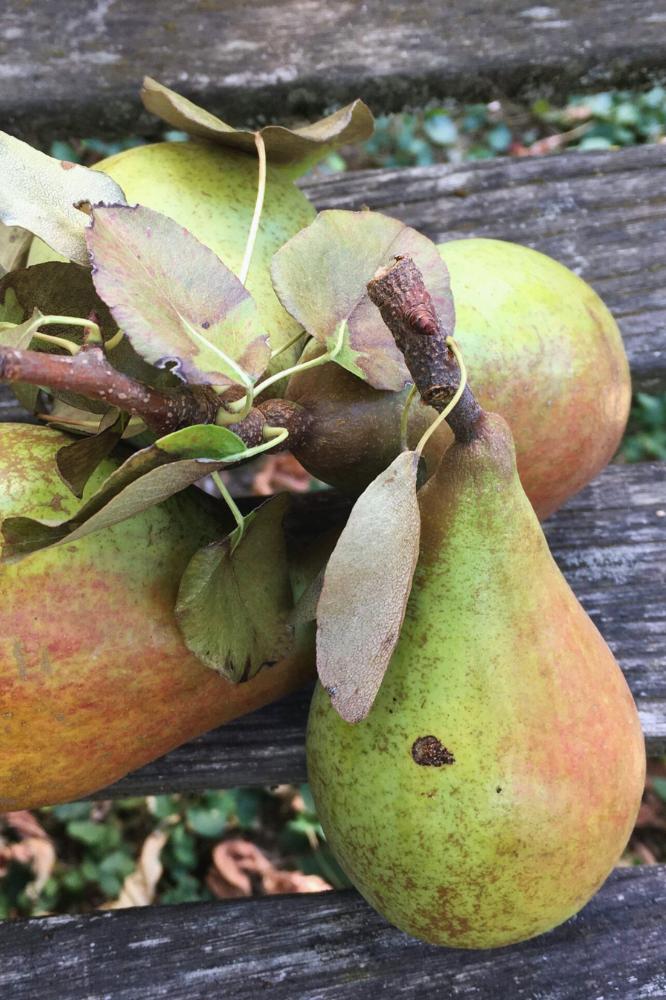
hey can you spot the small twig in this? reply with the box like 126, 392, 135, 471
0, 344, 309, 449
367, 256, 481, 442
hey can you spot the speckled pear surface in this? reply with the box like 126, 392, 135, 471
0, 424, 315, 810
29, 140, 316, 376
288, 239, 631, 518
307, 412, 645, 949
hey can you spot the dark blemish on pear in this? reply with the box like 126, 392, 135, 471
202, 321, 210, 330
496, 786, 502, 793
411, 735, 455, 766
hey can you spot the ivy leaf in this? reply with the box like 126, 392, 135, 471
1, 424, 246, 559
87, 204, 270, 388
141, 78, 373, 177
272, 210, 455, 391
316, 451, 421, 723
0, 131, 126, 264
0, 223, 31, 277
176, 495, 294, 681
56, 410, 130, 498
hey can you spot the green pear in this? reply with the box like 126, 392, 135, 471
287, 238, 631, 518
307, 410, 645, 948
29, 140, 316, 376
0, 424, 316, 810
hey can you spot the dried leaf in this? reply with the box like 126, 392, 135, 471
272, 210, 454, 390
0, 223, 31, 277
87, 204, 270, 387
141, 77, 373, 175
206, 838, 331, 899
56, 410, 129, 498
252, 453, 312, 495
175, 495, 294, 680
1, 423, 245, 559
0, 131, 126, 264
106, 830, 167, 909
4, 811, 56, 900
317, 451, 421, 722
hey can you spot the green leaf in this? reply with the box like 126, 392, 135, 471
0, 131, 126, 264
56, 409, 129, 498
186, 799, 233, 838
87, 204, 270, 388
176, 495, 295, 680
653, 777, 666, 803
272, 210, 454, 391
317, 451, 422, 723
141, 77, 374, 176
66, 820, 110, 846
1, 424, 245, 559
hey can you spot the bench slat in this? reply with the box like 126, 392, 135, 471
100, 460, 665, 799
3, 1, 666, 141
0, 865, 663, 999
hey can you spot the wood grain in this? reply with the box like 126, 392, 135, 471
0, 865, 663, 1000
3, 1, 666, 142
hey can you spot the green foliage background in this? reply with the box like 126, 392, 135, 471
1, 87, 664, 919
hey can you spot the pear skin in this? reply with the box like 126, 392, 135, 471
307, 412, 645, 948
287, 239, 631, 518
28, 141, 316, 376
0, 424, 315, 809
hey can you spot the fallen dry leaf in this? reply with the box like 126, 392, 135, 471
207, 838, 331, 900
252, 453, 313, 496
0, 811, 56, 899
105, 829, 167, 909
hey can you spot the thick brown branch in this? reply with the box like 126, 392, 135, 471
367, 256, 481, 442
0, 345, 308, 449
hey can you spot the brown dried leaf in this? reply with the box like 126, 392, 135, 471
252, 453, 313, 496
317, 451, 421, 722
207, 839, 331, 900
141, 78, 373, 175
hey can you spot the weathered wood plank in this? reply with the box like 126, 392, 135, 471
100, 460, 666, 799
0, 865, 663, 1000
303, 144, 666, 394
3, 1, 666, 142
1, 144, 664, 409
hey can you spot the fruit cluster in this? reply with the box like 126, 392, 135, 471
0, 79, 644, 949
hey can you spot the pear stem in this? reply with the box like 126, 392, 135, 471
367, 255, 482, 442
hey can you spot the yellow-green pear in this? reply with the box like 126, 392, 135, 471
0, 423, 316, 810
307, 410, 644, 948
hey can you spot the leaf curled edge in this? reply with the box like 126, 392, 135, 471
141, 77, 374, 174
316, 451, 421, 722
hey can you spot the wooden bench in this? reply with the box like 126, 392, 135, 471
1, 2, 665, 996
